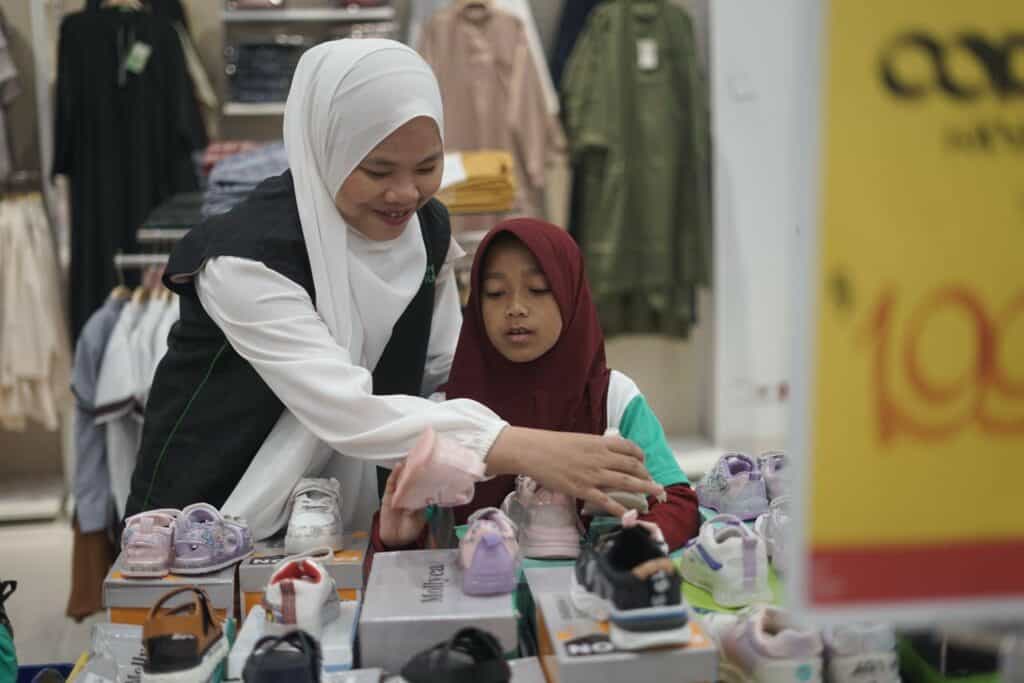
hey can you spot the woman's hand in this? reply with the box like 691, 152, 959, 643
378, 462, 427, 548
485, 427, 664, 517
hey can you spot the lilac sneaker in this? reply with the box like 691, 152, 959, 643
171, 503, 254, 575
759, 451, 788, 500
459, 507, 519, 596
719, 606, 824, 683
121, 509, 180, 578
696, 453, 770, 520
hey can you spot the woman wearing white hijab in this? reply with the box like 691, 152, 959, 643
126, 40, 660, 539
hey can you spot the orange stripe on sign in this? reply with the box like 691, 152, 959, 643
810, 539, 1024, 605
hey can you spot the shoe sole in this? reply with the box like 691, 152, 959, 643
609, 605, 691, 650
521, 528, 580, 559
120, 562, 169, 579
285, 532, 344, 555
719, 656, 824, 683
610, 621, 690, 651
141, 633, 229, 683
171, 549, 254, 575
569, 571, 611, 621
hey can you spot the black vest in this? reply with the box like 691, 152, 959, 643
125, 171, 451, 516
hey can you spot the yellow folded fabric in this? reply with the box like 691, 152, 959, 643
439, 150, 517, 215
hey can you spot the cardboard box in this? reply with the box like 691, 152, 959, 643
227, 604, 360, 680
238, 531, 368, 618
358, 549, 518, 672
536, 593, 718, 683
104, 554, 236, 626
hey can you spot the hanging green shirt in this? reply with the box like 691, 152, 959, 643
563, 0, 711, 337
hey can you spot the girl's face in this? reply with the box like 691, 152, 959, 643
335, 116, 443, 241
481, 238, 564, 363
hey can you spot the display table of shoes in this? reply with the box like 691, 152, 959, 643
238, 531, 368, 618
103, 554, 237, 626
358, 549, 519, 673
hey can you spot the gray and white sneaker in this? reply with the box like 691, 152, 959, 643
696, 453, 769, 521
824, 623, 901, 683
285, 478, 344, 554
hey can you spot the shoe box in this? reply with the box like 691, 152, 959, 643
103, 553, 237, 626
226, 603, 360, 680
526, 566, 718, 683
508, 656, 548, 682
358, 549, 519, 673
75, 623, 145, 681
237, 530, 369, 619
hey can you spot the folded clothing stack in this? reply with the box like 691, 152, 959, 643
201, 142, 289, 218
437, 150, 517, 216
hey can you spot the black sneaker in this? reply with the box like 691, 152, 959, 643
400, 627, 510, 683
242, 630, 321, 683
0, 581, 15, 638
570, 523, 689, 650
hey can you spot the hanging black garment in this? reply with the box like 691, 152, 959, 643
125, 172, 451, 517
53, 8, 201, 339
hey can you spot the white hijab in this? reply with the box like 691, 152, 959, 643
221, 40, 445, 537
285, 38, 444, 368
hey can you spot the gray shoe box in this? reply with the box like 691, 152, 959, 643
104, 553, 236, 625
238, 531, 368, 619
524, 566, 573, 597
535, 592, 719, 683
227, 603, 360, 680
358, 549, 518, 672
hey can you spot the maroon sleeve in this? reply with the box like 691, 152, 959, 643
363, 510, 430, 584
638, 483, 700, 552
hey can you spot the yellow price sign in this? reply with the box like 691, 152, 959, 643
793, 0, 1024, 620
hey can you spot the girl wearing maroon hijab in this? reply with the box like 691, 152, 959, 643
373, 219, 699, 553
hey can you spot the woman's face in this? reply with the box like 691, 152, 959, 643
335, 116, 443, 241
481, 238, 564, 363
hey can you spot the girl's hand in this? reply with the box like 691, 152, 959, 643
378, 462, 427, 548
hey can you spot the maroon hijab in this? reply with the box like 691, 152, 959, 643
444, 218, 610, 435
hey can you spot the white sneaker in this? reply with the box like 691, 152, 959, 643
285, 478, 344, 554
680, 514, 773, 608
261, 555, 341, 641
755, 495, 791, 575
824, 623, 901, 683
718, 607, 824, 683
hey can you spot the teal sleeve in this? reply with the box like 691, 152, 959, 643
619, 394, 689, 487
0, 626, 15, 682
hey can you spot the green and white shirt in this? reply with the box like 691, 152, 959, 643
606, 371, 689, 488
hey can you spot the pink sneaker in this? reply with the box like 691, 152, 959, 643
507, 476, 581, 559
121, 509, 180, 578
392, 428, 486, 510
459, 508, 519, 596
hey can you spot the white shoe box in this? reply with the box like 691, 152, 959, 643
103, 553, 236, 626
535, 592, 718, 683
238, 531, 368, 620
358, 549, 518, 673
226, 603, 360, 680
